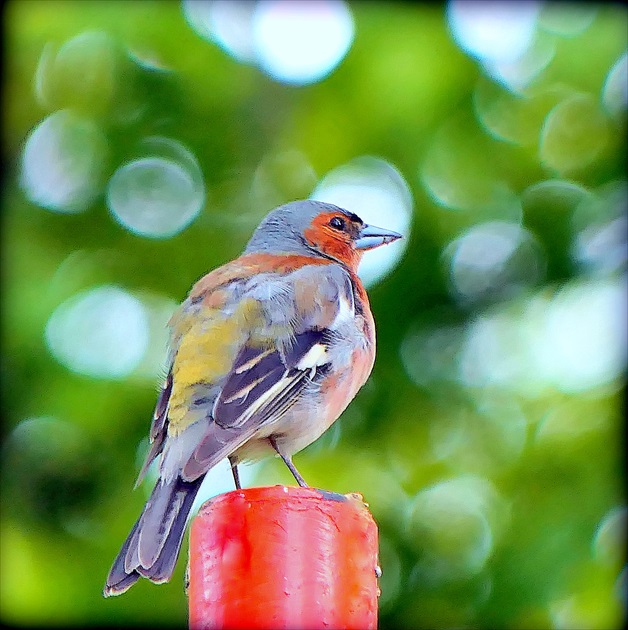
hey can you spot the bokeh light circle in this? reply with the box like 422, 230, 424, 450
311, 156, 412, 286
458, 276, 627, 395
571, 181, 628, 276
45, 285, 149, 379
447, 2, 557, 93
540, 93, 610, 173
20, 110, 107, 214
420, 115, 523, 221
593, 506, 627, 566
484, 34, 555, 94
534, 277, 627, 393
603, 52, 628, 117
182, 0, 257, 62
401, 321, 466, 388
34, 30, 118, 113
458, 309, 533, 393
252, 0, 354, 85
406, 476, 505, 583
538, 3, 597, 37
106, 137, 205, 238
251, 148, 318, 212
183, 0, 354, 85
444, 221, 545, 305
447, 1, 541, 64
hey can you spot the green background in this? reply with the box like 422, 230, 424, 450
1, 1, 626, 628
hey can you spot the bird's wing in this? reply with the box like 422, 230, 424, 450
134, 370, 172, 487
181, 327, 334, 479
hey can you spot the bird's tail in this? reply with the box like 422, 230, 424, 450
104, 475, 203, 597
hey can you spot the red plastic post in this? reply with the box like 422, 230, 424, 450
188, 485, 379, 630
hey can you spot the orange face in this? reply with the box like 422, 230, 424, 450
303, 211, 365, 270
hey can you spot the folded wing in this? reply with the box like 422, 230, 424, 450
182, 328, 333, 478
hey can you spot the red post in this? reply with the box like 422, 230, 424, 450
188, 485, 379, 630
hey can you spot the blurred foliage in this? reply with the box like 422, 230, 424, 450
1, 1, 626, 628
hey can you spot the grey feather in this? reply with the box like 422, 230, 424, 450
244, 200, 348, 256
103, 476, 202, 597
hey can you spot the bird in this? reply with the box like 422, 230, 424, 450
104, 199, 401, 596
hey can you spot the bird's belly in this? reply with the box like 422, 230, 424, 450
231, 399, 330, 463
232, 359, 368, 464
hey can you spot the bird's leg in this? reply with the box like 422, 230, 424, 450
269, 436, 309, 487
228, 456, 241, 490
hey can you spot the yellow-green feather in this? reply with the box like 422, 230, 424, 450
167, 297, 262, 435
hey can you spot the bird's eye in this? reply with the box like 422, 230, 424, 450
329, 216, 346, 230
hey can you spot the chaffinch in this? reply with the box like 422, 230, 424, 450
104, 199, 401, 596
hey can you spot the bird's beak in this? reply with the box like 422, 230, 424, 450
354, 223, 403, 250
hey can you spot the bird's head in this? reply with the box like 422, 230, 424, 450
245, 200, 402, 270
